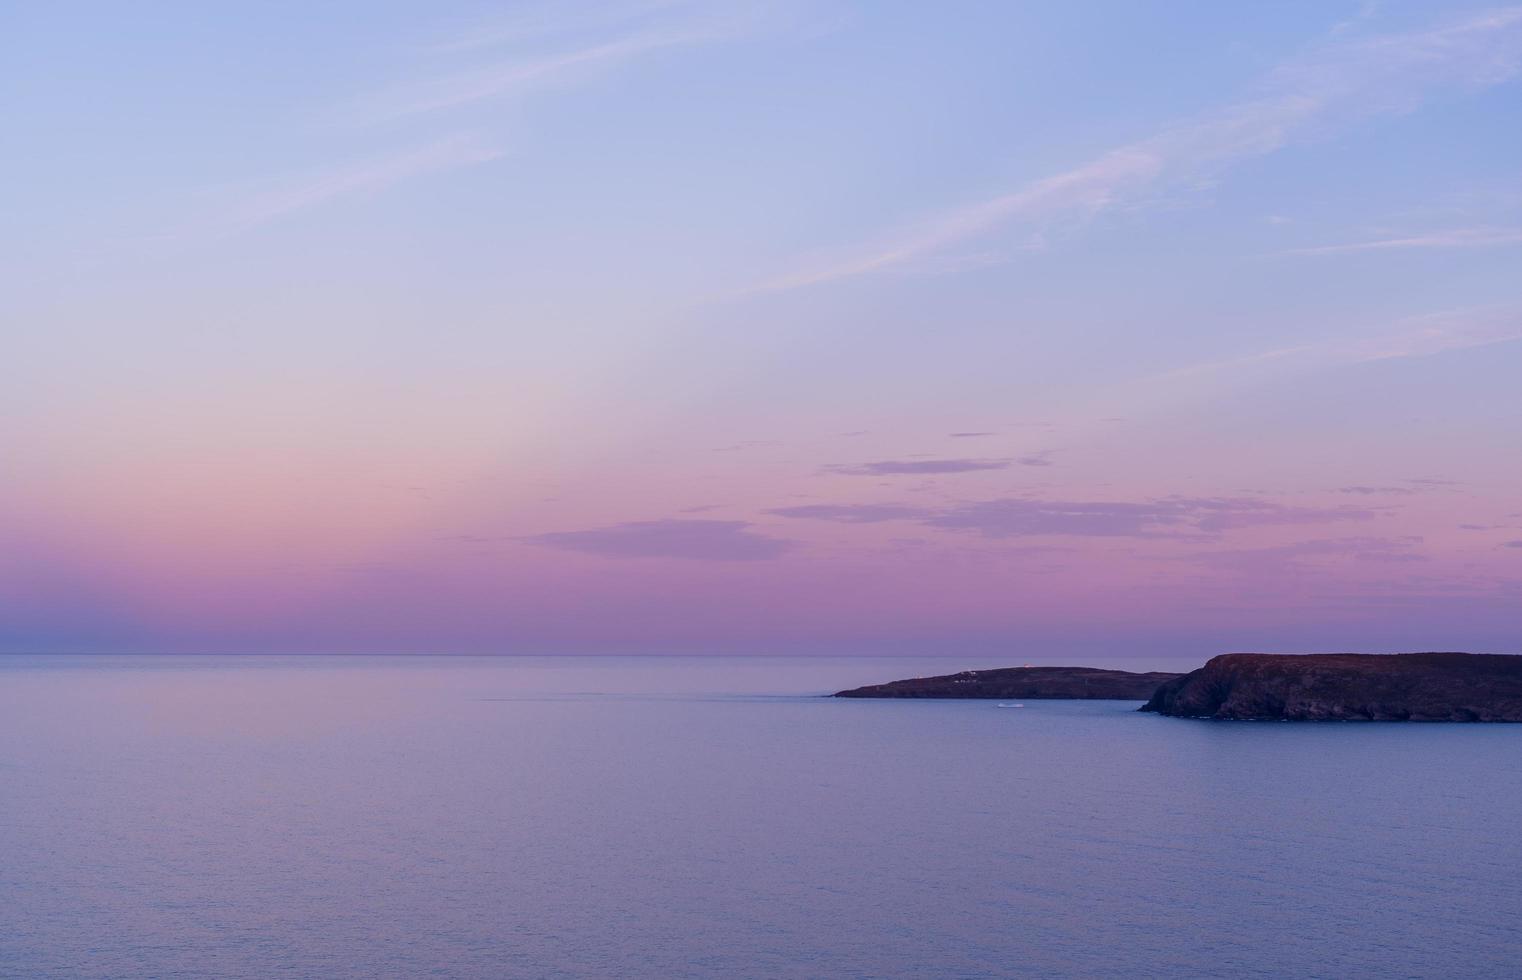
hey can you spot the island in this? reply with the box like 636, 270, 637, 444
1140, 652, 1522, 721
834, 665, 1183, 700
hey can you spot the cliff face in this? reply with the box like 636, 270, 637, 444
1140, 653, 1522, 721
835, 666, 1182, 700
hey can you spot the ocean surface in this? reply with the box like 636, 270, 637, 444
2, 655, 1520, 979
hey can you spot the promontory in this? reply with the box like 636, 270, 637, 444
1140, 652, 1522, 721
834, 665, 1182, 700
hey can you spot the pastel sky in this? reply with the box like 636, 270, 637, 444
5, 1, 1522, 657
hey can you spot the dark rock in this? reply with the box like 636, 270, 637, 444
834, 666, 1182, 700
1140, 652, 1522, 721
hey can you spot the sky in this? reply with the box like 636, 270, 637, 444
4, 0, 1522, 658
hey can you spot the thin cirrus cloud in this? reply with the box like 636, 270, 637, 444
825, 458, 1013, 476
218, 133, 504, 231
764, 504, 935, 523
751, 8, 1522, 292
210, 2, 786, 235
768, 496, 1376, 537
1330, 306, 1522, 363
522, 519, 793, 560
1181, 536, 1427, 573
1140, 305, 1522, 388
923, 497, 1377, 538
427, 0, 696, 53
362, 0, 810, 121
1288, 227, 1522, 255
365, 33, 699, 119
214, 2, 802, 236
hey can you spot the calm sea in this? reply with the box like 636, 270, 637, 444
2, 655, 1519, 979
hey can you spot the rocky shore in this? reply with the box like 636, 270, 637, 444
1140, 652, 1522, 721
834, 665, 1182, 700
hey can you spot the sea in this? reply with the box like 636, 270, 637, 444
2, 654, 1519, 979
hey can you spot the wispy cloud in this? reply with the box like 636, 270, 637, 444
366, 33, 701, 120
925, 497, 1376, 539
203, 2, 799, 237
523, 519, 792, 560
428, 0, 693, 53
825, 458, 1012, 476
1182, 536, 1426, 573
1289, 226, 1522, 254
1145, 305, 1522, 387
751, 8, 1522, 292
767, 495, 1375, 537
221, 133, 503, 231
712, 440, 783, 453
1343, 306, 1522, 362
362, 1, 809, 121
766, 503, 935, 523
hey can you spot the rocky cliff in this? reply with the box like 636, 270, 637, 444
1140, 652, 1522, 721
835, 666, 1182, 700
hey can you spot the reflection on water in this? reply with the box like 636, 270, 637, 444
2, 655, 1520, 978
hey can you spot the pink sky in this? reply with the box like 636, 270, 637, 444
5, 3, 1522, 656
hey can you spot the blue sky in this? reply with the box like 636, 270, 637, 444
3, 1, 1521, 655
